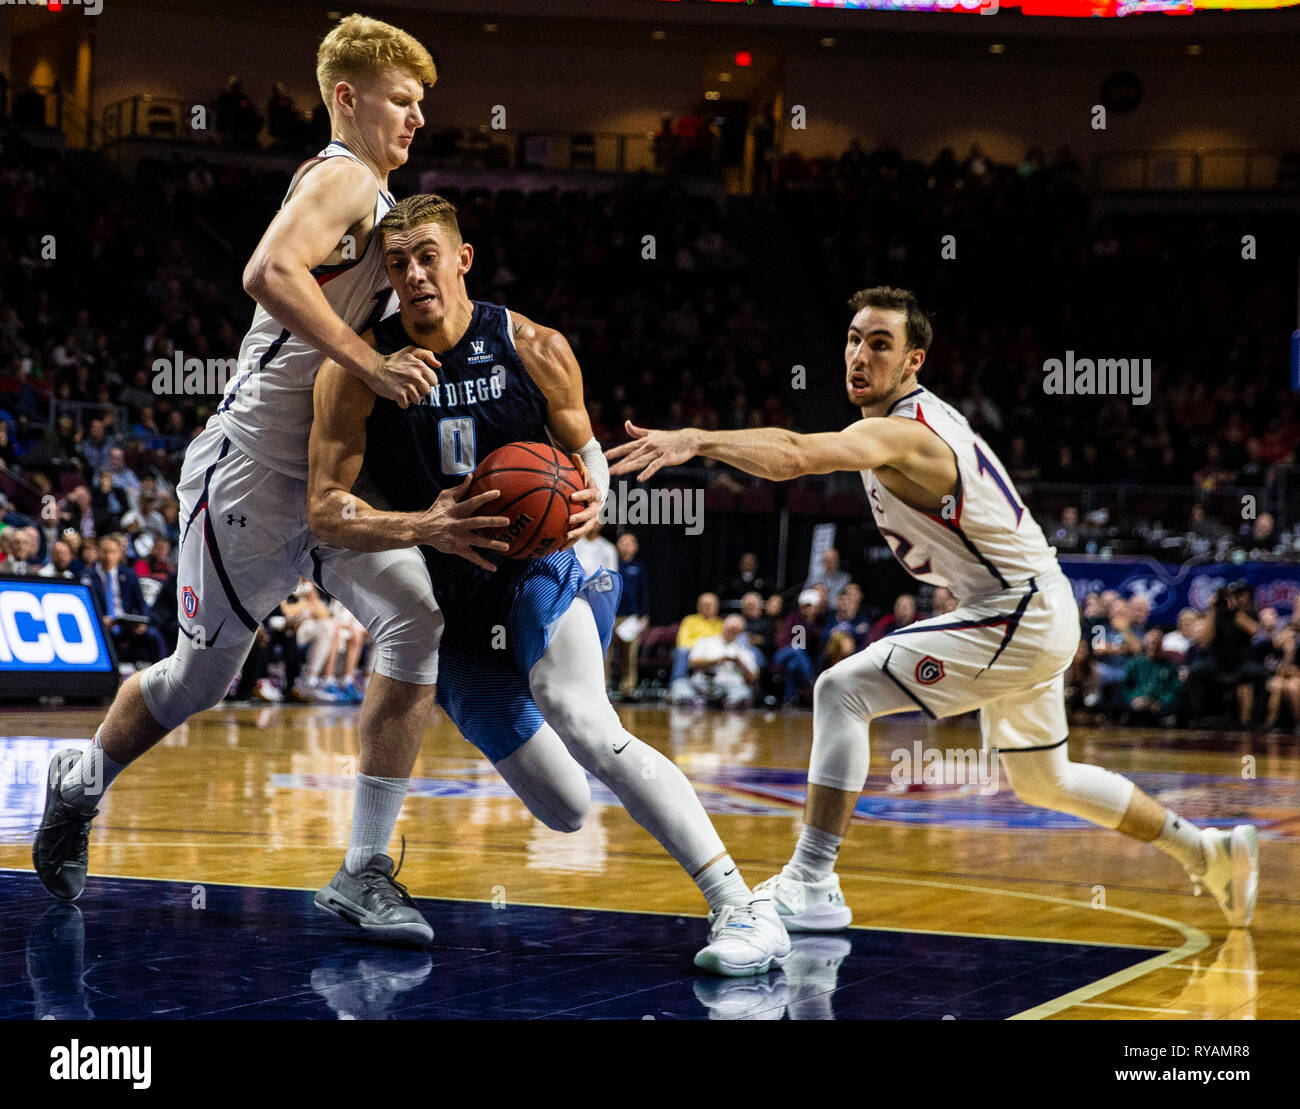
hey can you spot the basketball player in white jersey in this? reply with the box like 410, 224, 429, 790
609, 286, 1259, 931
34, 17, 492, 944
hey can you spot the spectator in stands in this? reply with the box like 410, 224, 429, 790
869, 593, 918, 644
61, 484, 95, 538
652, 116, 678, 174
1116, 630, 1184, 725
92, 468, 127, 534
134, 536, 173, 581
70, 536, 97, 578
121, 492, 166, 544
823, 584, 873, 669
1086, 597, 1142, 711
773, 588, 826, 707
266, 82, 300, 148
280, 580, 340, 702
107, 446, 142, 507
1244, 512, 1277, 556
232, 623, 283, 703
610, 531, 648, 699
573, 525, 617, 578
672, 614, 758, 709
37, 537, 75, 578
78, 417, 114, 475
0, 524, 40, 573
718, 551, 767, 604
1187, 503, 1228, 543
1162, 608, 1202, 662
672, 591, 724, 684
1188, 584, 1265, 727
1128, 594, 1152, 637
1263, 610, 1300, 731
804, 547, 849, 601
0, 419, 16, 470
216, 76, 262, 146
1048, 506, 1081, 554
159, 498, 181, 545
325, 597, 370, 703
84, 533, 166, 664
738, 591, 774, 665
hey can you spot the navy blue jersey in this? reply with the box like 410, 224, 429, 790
365, 302, 548, 509
363, 301, 550, 584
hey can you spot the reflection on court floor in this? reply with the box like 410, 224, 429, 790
0, 705, 1292, 1019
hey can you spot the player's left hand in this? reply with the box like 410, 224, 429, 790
606, 420, 700, 482
562, 453, 602, 548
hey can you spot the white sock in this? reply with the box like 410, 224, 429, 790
785, 824, 842, 883
59, 731, 126, 812
694, 854, 751, 913
344, 773, 408, 874
1153, 809, 1205, 874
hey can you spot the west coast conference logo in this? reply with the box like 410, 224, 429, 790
915, 656, 945, 685
181, 587, 199, 620
466, 339, 495, 365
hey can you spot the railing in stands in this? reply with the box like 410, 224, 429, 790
1094, 148, 1300, 191
97, 96, 663, 175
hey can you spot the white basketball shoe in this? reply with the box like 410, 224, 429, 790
694, 898, 791, 977
754, 870, 852, 932
1190, 825, 1259, 928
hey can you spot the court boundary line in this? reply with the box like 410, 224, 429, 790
0, 864, 1190, 959
828, 872, 1211, 1019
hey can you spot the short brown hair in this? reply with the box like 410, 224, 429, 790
847, 286, 933, 354
317, 14, 437, 111
378, 193, 462, 245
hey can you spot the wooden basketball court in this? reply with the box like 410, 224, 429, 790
2, 703, 1294, 1019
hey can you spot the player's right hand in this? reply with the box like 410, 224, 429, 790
370, 345, 441, 409
416, 476, 511, 571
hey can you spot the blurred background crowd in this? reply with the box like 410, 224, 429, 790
2, 71, 1297, 722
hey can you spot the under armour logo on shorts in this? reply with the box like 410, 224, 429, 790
226, 514, 247, 527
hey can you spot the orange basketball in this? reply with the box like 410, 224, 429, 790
466, 442, 584, 559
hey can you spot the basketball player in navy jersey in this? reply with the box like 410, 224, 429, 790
610, 286, 1259, 932
306, 193, 790, 975
34, 18, 491, 943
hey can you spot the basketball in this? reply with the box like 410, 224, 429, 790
466, 442, 584, 559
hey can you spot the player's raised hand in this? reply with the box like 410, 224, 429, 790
562, 452, 602, 549
606, 420, 700, 482
371, 345, 441, 409
414, 476, 510, 571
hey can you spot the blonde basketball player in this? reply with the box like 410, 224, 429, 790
609, 286, 1259, 931
35, 16, 495, 944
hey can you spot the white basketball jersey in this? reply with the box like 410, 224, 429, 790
862, 385, 1059, 602
216, 140, 396, 480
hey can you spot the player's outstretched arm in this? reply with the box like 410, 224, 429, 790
510, 311, 606, 548
307, 360, 510, 568
607, 418, 927, 483
242, 157, 439, 409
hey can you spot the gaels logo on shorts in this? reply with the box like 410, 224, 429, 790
915, 656, 945, 685
182, 586, 199, 619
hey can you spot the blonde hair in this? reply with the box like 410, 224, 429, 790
316, 14, 437, 111
378, 193, 462, 245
